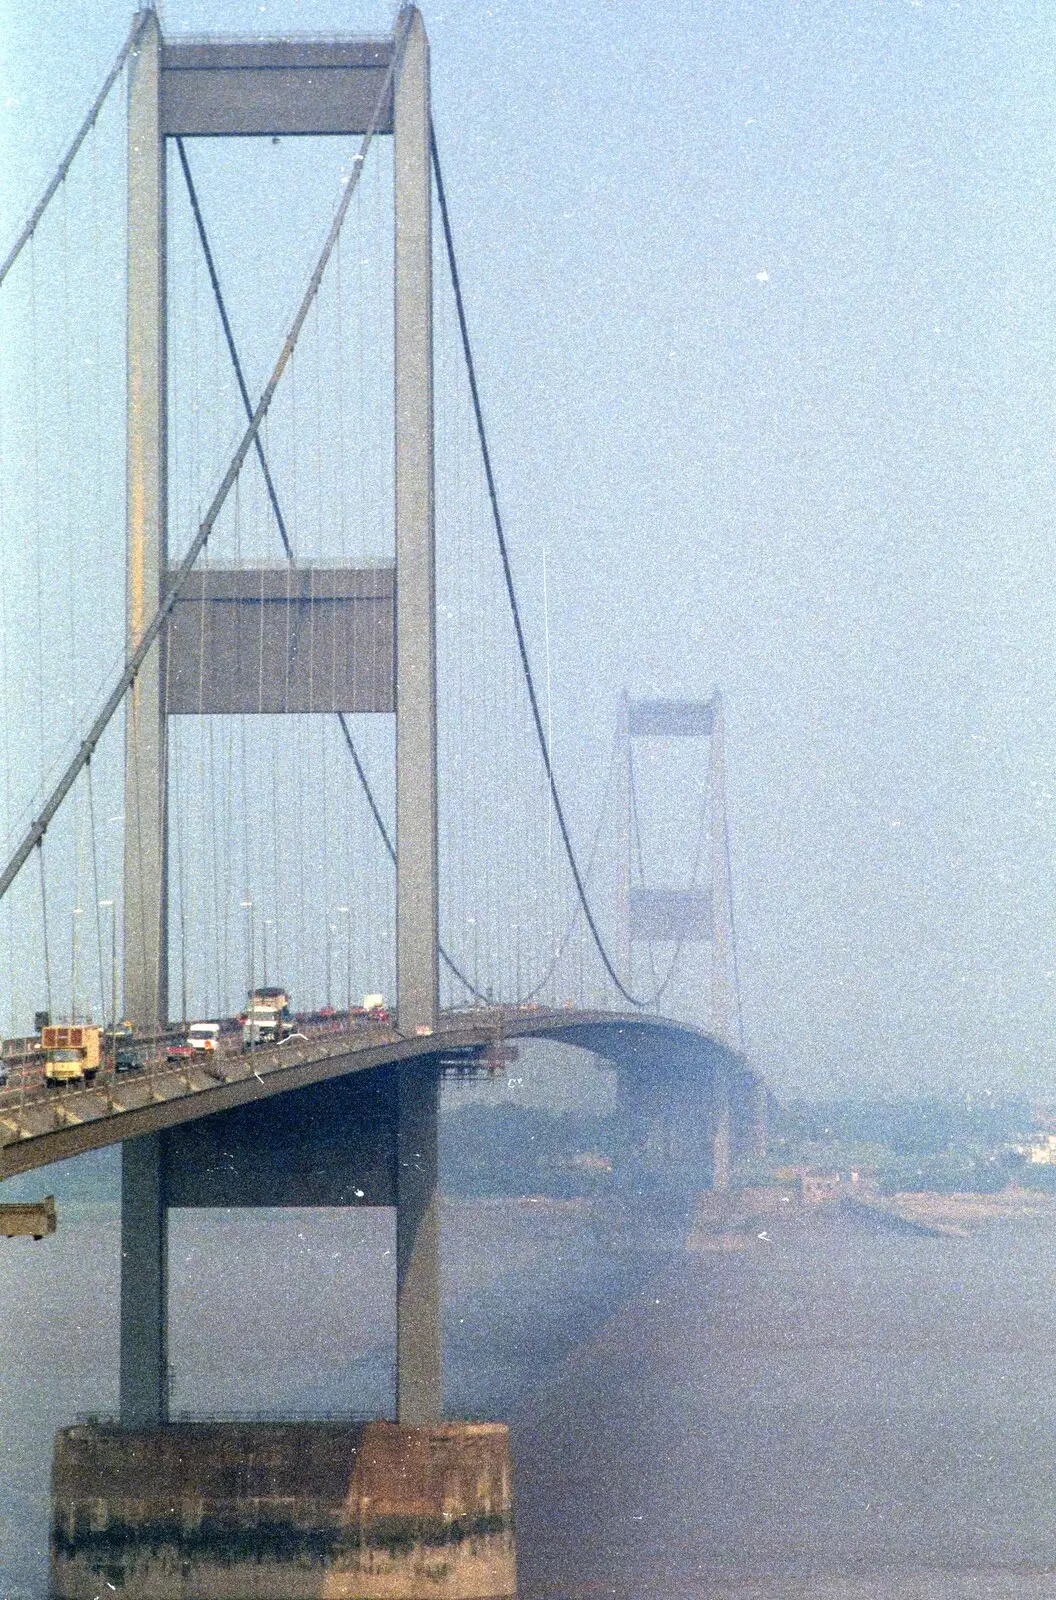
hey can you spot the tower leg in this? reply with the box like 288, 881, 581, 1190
119, 1133, 168, 1428
396, 1060, 441, 1423
124, 9, 168, 1031
747, 1077, 768, 1163
710, 1063, 731, 1192
710, 693, 734, 1047
394, 8, 438, 1034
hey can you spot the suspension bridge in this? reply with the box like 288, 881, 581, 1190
0, 1, 765, 1477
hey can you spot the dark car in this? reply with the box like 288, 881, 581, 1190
115, 1046, 147, 1075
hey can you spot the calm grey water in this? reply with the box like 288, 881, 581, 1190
2, 1202, 1055, 1600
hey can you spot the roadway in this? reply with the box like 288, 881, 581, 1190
0, 1008, 760, 1181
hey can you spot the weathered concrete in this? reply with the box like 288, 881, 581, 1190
51, 1420, 515, 1600
744, 1075, 769, 1162
0, 1193, 55, 1237
709, 1060, 731, 1192
614, 1031, 739, 1191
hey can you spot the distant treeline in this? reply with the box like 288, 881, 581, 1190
770, 1093, 1051, 1194
4, 1094, 1049, 1207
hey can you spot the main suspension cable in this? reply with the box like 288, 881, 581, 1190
0, 15, 406, 910
175, 137, 294, 561
431, 123, 648, 1009
508, 717, 624, 1006
0, 11, 150, 289
335, 714, 489, 1002
178, 131, 489, 1007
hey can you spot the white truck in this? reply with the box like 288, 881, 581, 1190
187, 1021, 221, 1053
241, 987, 292, 1048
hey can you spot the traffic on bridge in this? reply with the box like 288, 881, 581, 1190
0, 983, 763, 1184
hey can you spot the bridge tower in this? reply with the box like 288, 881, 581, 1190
120, 7, 441, 1427
620, 691, 738, 1042
618, 692, 743, 1188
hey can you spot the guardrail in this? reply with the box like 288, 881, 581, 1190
0, 1007, 535, 1155
0, 1011, 390, 1112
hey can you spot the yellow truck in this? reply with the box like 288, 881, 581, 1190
41, 1024, 102, 1086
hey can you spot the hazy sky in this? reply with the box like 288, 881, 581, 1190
2, 0, 1055, 1095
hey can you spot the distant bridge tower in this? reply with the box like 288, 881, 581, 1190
620, 692, 739, 1046
120, 7, 441, 1429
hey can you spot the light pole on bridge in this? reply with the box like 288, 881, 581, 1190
338, 905, 352, 1015
241, 900, 254, 1001
98, 899, 117, 1045
70, 907, 83, 1024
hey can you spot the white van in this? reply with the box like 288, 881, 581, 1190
187, 1022, 221, 1053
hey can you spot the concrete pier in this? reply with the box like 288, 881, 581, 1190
119, 1133, 167, 1428
51, 1419, 515, 1600
396, 1062, 442, 1424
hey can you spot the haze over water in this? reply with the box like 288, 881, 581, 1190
3, 1201, 1055, 1600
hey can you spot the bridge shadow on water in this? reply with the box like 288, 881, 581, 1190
0, 1182, 670, 1600
509, 1207, 1056, 1600
165, 1197, 665, 1424
5, 1196, 1056, 1600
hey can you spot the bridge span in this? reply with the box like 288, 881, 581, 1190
0, 1006, 763, 1182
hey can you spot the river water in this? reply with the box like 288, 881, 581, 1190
2, 1200, 1055, 1599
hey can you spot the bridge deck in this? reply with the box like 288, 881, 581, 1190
0, 1008, 757, 1181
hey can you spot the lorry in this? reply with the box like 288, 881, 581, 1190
241, 987, 292, 1048
41, 1024, 102, 1086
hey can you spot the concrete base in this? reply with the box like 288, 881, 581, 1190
51, 1420, 515, 1600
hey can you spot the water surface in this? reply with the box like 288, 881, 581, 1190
2, 1203, 1054, 1599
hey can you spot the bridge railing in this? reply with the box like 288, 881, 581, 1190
0, 1002, 521, 1121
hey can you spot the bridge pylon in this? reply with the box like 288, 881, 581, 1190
123, 7, 437, 1039
119, 5, 441, 1427
619, 690, 740, 1046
